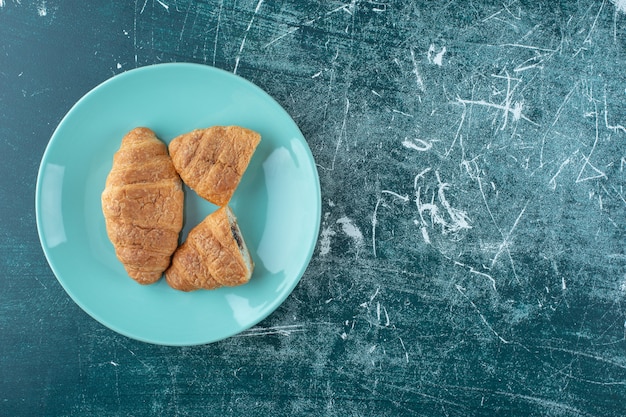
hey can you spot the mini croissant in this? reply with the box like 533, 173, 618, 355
165, 206, 254, 291
168, 126, 261, 207
101, 127, 184, 284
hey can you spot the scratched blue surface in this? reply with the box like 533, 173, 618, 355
1, 1, 625, 416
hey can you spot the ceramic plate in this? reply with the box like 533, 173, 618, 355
35, 63, 321, 346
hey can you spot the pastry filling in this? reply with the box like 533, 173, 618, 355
231, 224, 244, 251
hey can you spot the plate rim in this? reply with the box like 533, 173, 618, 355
35, 62, 322, 346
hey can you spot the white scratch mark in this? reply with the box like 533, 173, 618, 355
263, 4, 345, 48
540, 83, 577, 167
514, 60, 543, 73
177, 2, 193, 49
415, 171, 472, 236
455, 261, 497, 291
574, 0, 605, 56
392, 109, 413, 117
264, 27, 300, 48
155, 0, 169, 11
445, 105, 466, 158
499, 70, 519, 130
489, 16, 519, 30
237, 324, 306, 337
372, 197, 382, 257
212, 0, 223, 66
110, 361, 119, 367
491, 73, 521, 81
133, 0, 139, 66
123, 346, 152, 371
381, 190, 409, 202
312, 71, 323, 78
139, 0, 148, 14
372, 2, 387, 12
409, 47, 425, 92
486, 390, 598, 416
483, 2, 521, 23
34, 276, 48, 290
500, 43, 557, 52
549, 157, 573, 189
372, 190, 410, 257
383, 305, 390, 327
483, 3, 520, 24
491, 201, 529, 268
398, 337, 409, 363
536, 345, 626, 371
369, 287, 380, 303
413, 168, 432, 188
436, 171, 472, 231
456, 285, 510, 343
466, 161, 521, 283
502, 2, 521, 19
327, 97, 350, 171
577, 106, 607, 183
233, 0, 264, 74
420, 223, 431, 244
402, 137, 432, 152
604, 87, 626, 134
455, 97, 535, 127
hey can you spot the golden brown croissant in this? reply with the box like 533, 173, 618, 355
168, 126, 261, 207
101, 127, 184, 284
165, 206, 254, 291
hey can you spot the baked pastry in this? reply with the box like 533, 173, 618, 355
165, 206, 254, 291
168, 126, 261, 206
101, 127, 184, 284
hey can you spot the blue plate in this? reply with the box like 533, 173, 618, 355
35, 63, 321, 346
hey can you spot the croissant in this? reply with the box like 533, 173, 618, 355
101, 127, 184, 284
168, 126, 261, 207
165, 206, 254, 291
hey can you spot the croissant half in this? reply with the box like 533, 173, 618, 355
165, 206, 254, 291
101, 127, 184, 284
168, 126, 261, 207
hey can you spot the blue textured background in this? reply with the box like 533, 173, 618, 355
1, 1, 625, 415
